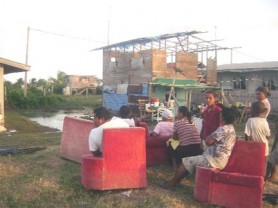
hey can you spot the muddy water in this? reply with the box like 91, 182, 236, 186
28, 110, 92, 131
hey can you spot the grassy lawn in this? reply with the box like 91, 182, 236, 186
0, 111, 277, 208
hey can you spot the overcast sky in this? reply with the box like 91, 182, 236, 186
1, 0, 277, 82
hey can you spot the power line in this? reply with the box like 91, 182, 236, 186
30, 27, 106, 44
232, 48, 266, 62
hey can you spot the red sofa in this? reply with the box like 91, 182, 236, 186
194, 140, 265, 208
81, 128, 147, 190
60, 116, 95, 163
138, 122, 170, 166
60, 118, 169, 166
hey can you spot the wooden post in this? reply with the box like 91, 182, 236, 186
0, 65, 4, 125
188, 89, 192, 110
167, 72, 176, 108
24, 26, 30, 97
230, 48, 233, 64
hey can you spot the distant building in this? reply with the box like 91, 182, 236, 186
63, 75, 102, 96
218, 61, 278, 91
217, 61, 278, 115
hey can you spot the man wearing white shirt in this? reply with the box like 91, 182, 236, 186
89, 107, 129, 156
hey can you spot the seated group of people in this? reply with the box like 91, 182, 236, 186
88, 87, 277, 190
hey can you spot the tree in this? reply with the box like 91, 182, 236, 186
14, 78, 24, 89
47, 71, 67, 94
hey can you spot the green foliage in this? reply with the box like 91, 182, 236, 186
96, 86, 103, 95
5, 86, 101, 110
6, 89, 63, 110
4, 71, 102, 109
49, 70, 67, 94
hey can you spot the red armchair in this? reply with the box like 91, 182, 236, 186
81, 128, 147, 190
194, 140, 265, 208
138, 122, 170, 166
60, 116, 95, 163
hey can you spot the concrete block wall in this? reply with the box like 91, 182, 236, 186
175, 52, 198, 80
206, 58, 217, 85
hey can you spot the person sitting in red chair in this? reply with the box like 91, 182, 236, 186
166, 106, 202, 170
118, 105, 142, 127
159, 107, 237, 189
150, 109, 174, 138
89, 107, 129, 156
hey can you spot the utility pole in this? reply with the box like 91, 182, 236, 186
24, 26, 30, 97
230, 48, 233, 64
230, 47, 242, 64
214, 26, 217, 59
107, 6, 111, 45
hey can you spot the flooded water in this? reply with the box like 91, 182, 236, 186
28, 110, 92, 131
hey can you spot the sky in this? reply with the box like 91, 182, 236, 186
0, 0, 277, 83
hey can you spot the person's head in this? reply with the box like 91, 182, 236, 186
256, 86, 271, 101
118, 105, 131, 118
93, 107, 111, 127
204, 89, 218, 107
221, 107, 236, 125
161, 109, 173, 121
251, 101, 266, 117
177, 106, 191, 121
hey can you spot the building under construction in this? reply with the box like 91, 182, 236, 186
63, 75, 101, 96
93, 31, 230, 111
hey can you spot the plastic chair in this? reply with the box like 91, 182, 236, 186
151, 107, 164, 122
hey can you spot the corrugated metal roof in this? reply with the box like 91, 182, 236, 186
217, 61, 278, 73
150, 78, 211, 89
92, 31, 203, 51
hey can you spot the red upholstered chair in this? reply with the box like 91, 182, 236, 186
81, 127, 147, 190
138, 122, 170, 166
194, 140, 265, 208
137, 122, 150, 139
60, 116, 95, 163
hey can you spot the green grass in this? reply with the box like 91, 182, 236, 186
61, 95, 102, 109
0, 111, 277, 208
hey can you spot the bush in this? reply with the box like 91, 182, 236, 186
5, 88, 101, 110
6, 89, 65, 109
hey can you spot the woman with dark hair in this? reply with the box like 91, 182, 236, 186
255, 86, 271, 118
167, 106, 203, 169
201, 90, 222, 142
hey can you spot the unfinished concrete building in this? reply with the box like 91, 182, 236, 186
63, 75, 101, 96
94, 31, 224, 111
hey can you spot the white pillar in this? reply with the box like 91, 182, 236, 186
0, 65, 4, 124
